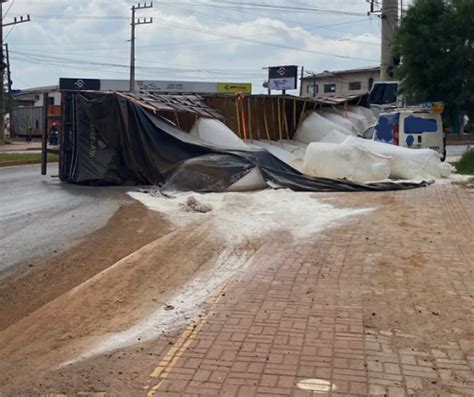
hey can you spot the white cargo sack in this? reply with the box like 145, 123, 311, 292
344, 136, 452, 179
302, 142, 391, 183
326, 108, 370, 135
320, 111, 358, 134
226, 167, 267, 192
276, 140, 307, 159
348, 106, 377, 125
294, 112, 353, 144
190, 117, 248, 150
252, 141, 302, 171
258, 139, 307, 159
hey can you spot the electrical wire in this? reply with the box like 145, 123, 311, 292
154, 17, 378, 63
8, 0, 383, 86
159, 4, 380, 47
10, 13, 128, 20
12, 17, 376, 54
10, 49, 266, 78
3, 0, 16, 20
164, 0, 366, 17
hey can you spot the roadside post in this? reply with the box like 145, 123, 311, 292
41, 93, 48, 175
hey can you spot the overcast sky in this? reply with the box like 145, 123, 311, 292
3, 0, 412, 92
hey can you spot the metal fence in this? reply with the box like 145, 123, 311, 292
11, 106, 43, 137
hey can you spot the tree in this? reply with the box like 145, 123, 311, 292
394, 0, 474, 126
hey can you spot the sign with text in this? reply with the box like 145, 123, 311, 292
135, 80, 216, 93
217, 83, 252, 94
60, 78, 252, 94
268, 65, 298, 91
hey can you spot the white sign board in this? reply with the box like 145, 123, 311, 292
268, 65, 298, 91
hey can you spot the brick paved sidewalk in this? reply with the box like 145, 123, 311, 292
144, 183, 474, 397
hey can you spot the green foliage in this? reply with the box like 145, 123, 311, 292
453, 149, 474, 175
0, 153, 59, 166
394, 0, 474, 119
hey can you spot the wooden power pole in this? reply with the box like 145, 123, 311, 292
0, 0, 30, 145
129, 2, 153, 93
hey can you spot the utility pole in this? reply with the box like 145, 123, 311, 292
0, 0, 30, 145
380, 0, 399, 81
129, 2, 153, 93
299, 66, 304, 97
4, 43, 12, 94
368, 0, 399, 81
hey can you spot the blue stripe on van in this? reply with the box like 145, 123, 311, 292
404, 116, 438, 134
374, 113, 400, 143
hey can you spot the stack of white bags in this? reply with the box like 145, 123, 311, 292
189, 106, 452, 186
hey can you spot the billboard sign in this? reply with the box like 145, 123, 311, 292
135, 80, 218, 93
60, 78, 252, 94
59, 78, 101, 91
268, 65, 298, 91
217, 83, 252, 94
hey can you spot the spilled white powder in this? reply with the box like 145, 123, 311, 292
65, 189, 372, 365
129, 189, 372, 244
63, 250, 250, 365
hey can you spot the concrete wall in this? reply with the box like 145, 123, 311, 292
34, 91, 62, 107
301, 70, 380, 98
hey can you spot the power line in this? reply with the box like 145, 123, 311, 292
4, 23, 15, 41
10, 55, 267, 83
159, 4, 380, 47
155, 17, 378, 62
168, 0, 367, 17
9, 49, 266, 77
11, 17, 377, 54
10, 13, 128, 20
3, 0, 15, 20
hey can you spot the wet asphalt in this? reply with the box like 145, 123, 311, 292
0, 164, 130, 279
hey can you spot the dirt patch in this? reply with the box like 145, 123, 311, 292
452, 178, 474, 189
0, 203, 171, 331
0, 210, 267, 393
0, 190, 370, 395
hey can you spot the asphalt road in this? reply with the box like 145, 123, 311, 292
0, 164, 129, 278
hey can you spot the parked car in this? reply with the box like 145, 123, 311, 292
362, 109, 446, 161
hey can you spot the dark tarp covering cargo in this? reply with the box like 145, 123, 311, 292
60, 92, 430, 193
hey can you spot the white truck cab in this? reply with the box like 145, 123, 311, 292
369, 81, 402, 115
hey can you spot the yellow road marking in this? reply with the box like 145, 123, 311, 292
147, 283, 231, 396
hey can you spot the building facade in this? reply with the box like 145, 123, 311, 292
11, 86, 61, 138
13, 85, 61, 107
300, 66, 380, 98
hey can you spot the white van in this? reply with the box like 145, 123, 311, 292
363, 109, 446, 160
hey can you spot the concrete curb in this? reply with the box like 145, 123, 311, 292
0, 160, 58, 168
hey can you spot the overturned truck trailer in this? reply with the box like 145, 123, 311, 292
59, 91, 428, 193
